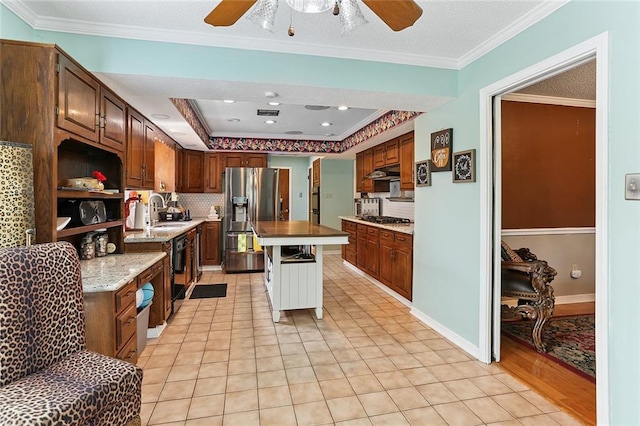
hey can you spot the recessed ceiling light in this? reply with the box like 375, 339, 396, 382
223, 99, 234, 103
227, 118, 241, 123
268, 101, 281, 106
320, 122, 332, 127
151, 114, 170, 119
337, 105, 349, 111
265, 120, 277, 124
325, 133, 335, 136
285, 130, 304, 135
264, 91, 279, 98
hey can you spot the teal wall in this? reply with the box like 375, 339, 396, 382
268, 155, 310, 221
3, 2, 639, 422
0, 4, 33, 40
413, 2, 639, 424
319, 159, 354, 231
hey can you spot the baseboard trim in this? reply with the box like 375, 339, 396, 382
201, 265, 222, 272
555, 293, 596, 304
410, 307, 481, 360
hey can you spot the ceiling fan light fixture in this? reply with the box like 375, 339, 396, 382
285, 0, 333, 14
247, 0, 279, 32
339, 0, 368, 34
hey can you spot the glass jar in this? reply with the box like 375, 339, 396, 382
94, 229, 108, 257
80, 235, 95, 260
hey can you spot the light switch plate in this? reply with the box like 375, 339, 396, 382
625, 173, 640, 200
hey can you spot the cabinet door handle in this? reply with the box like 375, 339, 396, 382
126, 315, 136, 325
95, 113, 101, 128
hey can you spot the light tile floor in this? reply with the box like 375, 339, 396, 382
137, 254, 581, 426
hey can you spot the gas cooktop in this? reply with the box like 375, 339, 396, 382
361, 216, 412, 224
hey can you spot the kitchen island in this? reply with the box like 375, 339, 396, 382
253, 221, 349, 322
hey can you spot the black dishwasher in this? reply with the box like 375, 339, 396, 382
171, 233, 188, 313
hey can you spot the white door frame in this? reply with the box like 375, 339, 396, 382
478, 32, 609, 423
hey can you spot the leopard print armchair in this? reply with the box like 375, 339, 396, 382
501, 240, 557, 352
0, 242, 142, 426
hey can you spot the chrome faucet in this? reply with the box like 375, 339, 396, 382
148, 193, 167, 225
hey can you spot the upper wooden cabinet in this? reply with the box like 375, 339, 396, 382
57, 54, 126, 152
125, 108, 155, 189
183, 149, 204, 192
154, 136, 176, 193
221, 152, 268, 169
373, 138, 400, 168
399, 132, 414, 190
204, 153, 222, 193
362, 150, 374, 193
175, 146, 184, 192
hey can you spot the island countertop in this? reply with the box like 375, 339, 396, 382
253, 220, 348, 238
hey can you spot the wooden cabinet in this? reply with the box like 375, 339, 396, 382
362, 150, 374, 193
399, 132, 414, 190
202, 221, 221, 265
57, 54, 126, 153
83, 256, 168, 364
355, 152, 364, 193
222, 152, 268, 168
175, 146, 184, 192
126, 108, 155, 189
204, 153, 222, 193
379, 229, 413, 300
341, 220, 357, 265
356, 224, 368, 271
154, 133, 176, 193
373, 138, 399, 168
183, 149, 204, 192
365, 226, 380, 279
176, 228, 197, 291
312, 158, 321, 187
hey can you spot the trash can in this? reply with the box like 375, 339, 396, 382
137, 302, 152, 355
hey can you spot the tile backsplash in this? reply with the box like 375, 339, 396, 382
370, 192, 415, 222
177, 193, 225, 218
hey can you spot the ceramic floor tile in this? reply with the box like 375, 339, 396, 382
222, 410, 260, 426
433, 401, 484, 426
285, 366, 317, 384
290, 382, 326, 405
464, 396, 515, 423
469, 375, 514, 396
357, 391, 399, 416
223, 389, 258, 414
158, 379, 196, 401
374, 371, 413, 390
148, 399, 190, 424
327, 396, 368, 422
444, 378, 487, 400
225, 372, 257, 392
402, 406, 448, 426
185, 415, 222, 425
193, 377, 226, 396
142, 383, 164, 403
259, 405, 297, 426
256, 355, 285, 372
348, 374, 385, 395
416, 383, 460, 405
257, 369, 288, 388
369, 412, 410, 425
258, 384, 292, 408
492, 393, 543, 418
187, 394, 225, 419
294, 400, 334, 425
319, 378, 356, 399
387, 387, 430, 411
314, 363, 347, 381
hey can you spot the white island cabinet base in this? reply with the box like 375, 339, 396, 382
264, 245, 324, 322
255, 221, 347, 323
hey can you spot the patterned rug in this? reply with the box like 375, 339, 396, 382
502, 314, 595, 382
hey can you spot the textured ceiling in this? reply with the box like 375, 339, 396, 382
517, 60, 596, 100
5, 0, 574, 155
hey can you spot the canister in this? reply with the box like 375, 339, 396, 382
80, 235, 95, 260
94, 229, 108, 257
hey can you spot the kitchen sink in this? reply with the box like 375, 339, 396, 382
152, 223, 191, 231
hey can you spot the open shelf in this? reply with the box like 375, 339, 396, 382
57, 220, 124, 238
57, 189, 123, 199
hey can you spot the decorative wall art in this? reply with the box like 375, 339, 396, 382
415, 160, 432, 187
452, 149, 476, 183
430, 128, 453, 172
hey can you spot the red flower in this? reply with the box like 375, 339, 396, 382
92, 170, 107, 182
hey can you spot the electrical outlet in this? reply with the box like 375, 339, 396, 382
625, 173, 640, 200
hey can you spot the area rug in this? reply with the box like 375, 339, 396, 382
189, 283, 227, 299
502, 314, 595, 382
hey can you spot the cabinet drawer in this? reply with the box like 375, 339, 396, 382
152, 259, 163, 274
116, 334, 138, 364
116, 302, 137, 350
379, 230, 394, 243
394, 232, 413, 248
343, 221, 357, 232
115, 280, 137, 313
367, 226, 379, 237
357, 224, 368, 234
138, 266, 154, 284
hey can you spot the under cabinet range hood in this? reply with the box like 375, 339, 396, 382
364, 165, 400, 180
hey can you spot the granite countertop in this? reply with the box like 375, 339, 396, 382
124, 218, 210, 243
81, 251, 166, 293
339, 216, 414, 235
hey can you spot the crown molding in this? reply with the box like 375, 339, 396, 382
502, 93, 596, 108
457, 0, 570, 69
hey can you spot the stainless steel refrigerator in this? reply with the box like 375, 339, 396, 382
223, 167, 280, 272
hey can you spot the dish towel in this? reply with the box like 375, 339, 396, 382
238, 233, 247, 252
253, 235, 262, 252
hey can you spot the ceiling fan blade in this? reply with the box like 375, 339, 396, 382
204, 0, 257, 27
361, 0, 423, 32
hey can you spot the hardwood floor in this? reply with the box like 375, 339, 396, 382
498, 302, 596, 425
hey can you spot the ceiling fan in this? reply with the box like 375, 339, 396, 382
204, 0, 423, 33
